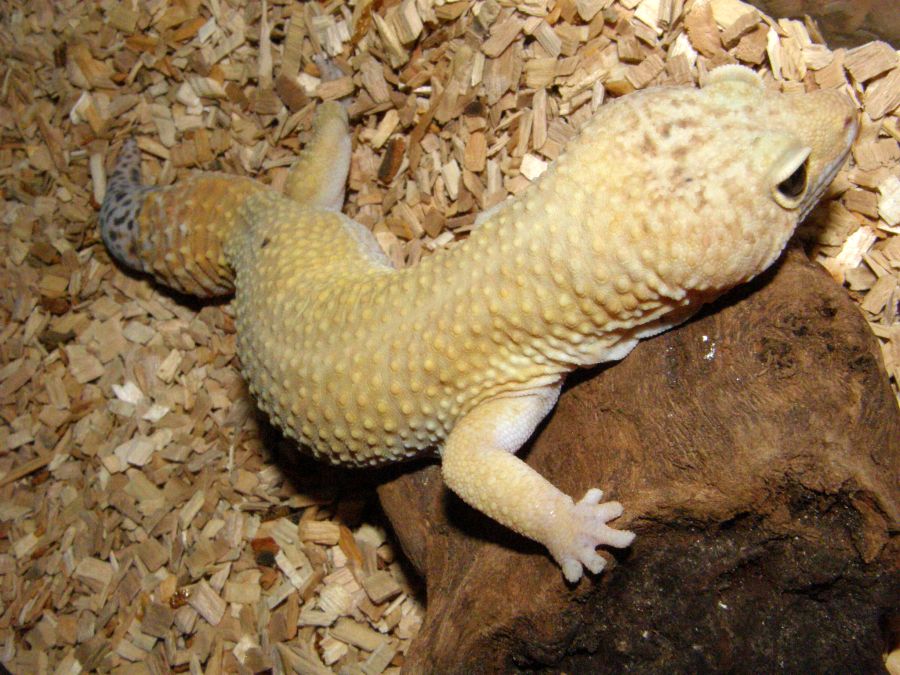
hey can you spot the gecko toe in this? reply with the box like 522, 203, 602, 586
594, 500, 624, 521
581, 549, 608, 575
562, 558, 583, 583
603, 527, 636, 548
581, 488, 605, 504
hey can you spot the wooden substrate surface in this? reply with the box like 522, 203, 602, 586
0, 0, 897, 672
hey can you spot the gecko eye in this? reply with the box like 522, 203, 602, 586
770, 146, 811, 209
776, 161, 807, 199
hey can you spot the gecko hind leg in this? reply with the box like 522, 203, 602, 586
283, 102, 351, 210
283, 57, 352, 210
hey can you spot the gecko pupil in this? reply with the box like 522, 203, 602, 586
777, 161, 807, 199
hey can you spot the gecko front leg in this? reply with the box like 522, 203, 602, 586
440, 386, 635, 582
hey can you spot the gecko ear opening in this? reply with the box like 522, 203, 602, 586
770, 146, 811, 209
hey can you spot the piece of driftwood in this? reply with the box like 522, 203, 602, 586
746, 0, 900, 48
378, 248, 899, 673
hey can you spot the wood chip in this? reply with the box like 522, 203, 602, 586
721, 10, 759, 48
879, 176, 900, 227
864, 67, 900, 120
482, 15, 525, 58
65, 345, 105, 384
685, 1, 722, 58
363, 640, 398, 674
74, 557, 113, 592
136, 538, 169, 572
0, 453, 53, 488
141, 602, 175, 638
844, 41, 898, 83
861, 275, 898, 315
187, 580, 226, 626
361, 570, 403, 604
299, 519, 341, 545
329, 617, 386, 652
820, 226, 879, 283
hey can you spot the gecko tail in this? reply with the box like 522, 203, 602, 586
99, 90, 353, 299
99, 139, 155, 273
98, 140, 271, 298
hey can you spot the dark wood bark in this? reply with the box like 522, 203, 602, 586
378, 248, 900, 674
746, 0, 899, 48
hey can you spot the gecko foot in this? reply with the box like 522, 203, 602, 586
312, 53, 344, 82
550, 488, 635, 583
312, 54, 352, 111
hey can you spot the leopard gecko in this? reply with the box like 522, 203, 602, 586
99, 65, 857, 582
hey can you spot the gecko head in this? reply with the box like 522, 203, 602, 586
556, 64, 858, 307
701, 65, 858, 222
644, 64, 858, 297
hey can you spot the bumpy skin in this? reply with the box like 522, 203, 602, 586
99, 68, 857, 582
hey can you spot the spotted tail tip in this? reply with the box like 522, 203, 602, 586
99, 139, 153, 272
